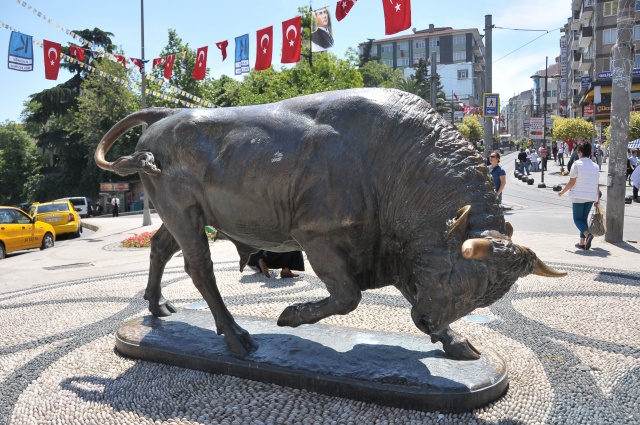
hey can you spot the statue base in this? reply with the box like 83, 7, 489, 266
116, 311, 508, 413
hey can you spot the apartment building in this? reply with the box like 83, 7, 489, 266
359, 24, 485, 108
568, 0, 640, 127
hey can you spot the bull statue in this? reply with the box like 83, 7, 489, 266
96, 88, 565, 361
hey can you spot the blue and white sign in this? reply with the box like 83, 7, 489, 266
598, 69, 640, 79
483, 93, 499, 117
8, 31, 33, 72
581, 76, 591, 89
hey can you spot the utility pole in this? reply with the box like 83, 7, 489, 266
607, 0, 634, 242
483, 15, 493, 158
430, 52, 437, 108
140, 0, 152, 226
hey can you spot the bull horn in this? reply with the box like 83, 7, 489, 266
505, 222, 513, 238
445, 205, 471, 242
532, 259, 567, 277
461, 238, 492, 260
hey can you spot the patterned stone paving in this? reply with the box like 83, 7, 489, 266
0, 260, 638, 424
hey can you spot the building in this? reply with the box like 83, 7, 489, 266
568, 0, 640, 136
359, 24, 486, 112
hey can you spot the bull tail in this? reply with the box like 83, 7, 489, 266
94, 108, 180, 176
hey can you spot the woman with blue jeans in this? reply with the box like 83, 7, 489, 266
558, 142, 600, 250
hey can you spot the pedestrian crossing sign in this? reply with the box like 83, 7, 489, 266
483, 93, 499, 117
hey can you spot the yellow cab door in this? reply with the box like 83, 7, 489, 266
12, 209, 39, 249
0, 209, 23, 253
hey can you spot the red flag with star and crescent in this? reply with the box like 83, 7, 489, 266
255, 26, 273, 71
382, 0, 411, 35
152, 57, 163, 69
164, 54, 176, 79
113, 54, 127, 68
281, 16, 301, 64
69, 45, 85, 61
130, 58, 144, 70
215, 40, 229, 61
336, 0, 356, 22
192, 46, 208, 80
43, 39, 61, 80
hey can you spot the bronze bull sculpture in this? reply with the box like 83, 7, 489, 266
96, 88, 565, 360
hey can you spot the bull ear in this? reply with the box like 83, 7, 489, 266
505, 222, 513, 238
461, 238, 492, 260
445, 205, 471, 243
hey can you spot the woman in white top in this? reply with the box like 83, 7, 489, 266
558, 142, 600, 250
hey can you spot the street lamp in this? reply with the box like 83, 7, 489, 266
531, 56, 549, 188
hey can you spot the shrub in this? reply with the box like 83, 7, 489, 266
121, 230, 157, 248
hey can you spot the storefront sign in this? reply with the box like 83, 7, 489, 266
583, 105, 594, 117
598, 69, 640, 79
581, 77, 591, 89
99, 182, 130, 191
595, 103, 611, 121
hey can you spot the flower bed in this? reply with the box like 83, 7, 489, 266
121, 230, 157, 248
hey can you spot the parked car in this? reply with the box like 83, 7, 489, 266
28, 200, 82, 238
56, 197, 93, 218
0, 206, 56, 259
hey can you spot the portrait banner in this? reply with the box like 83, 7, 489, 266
311, 7, 334, 52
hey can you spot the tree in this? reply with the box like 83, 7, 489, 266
457, 115, 483, 141
552, 117, 592, 142
0, 122, 42, 204
602, 111, 640, 143
359, 60, 403, 88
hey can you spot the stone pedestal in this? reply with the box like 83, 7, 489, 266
116, 311, 508, 412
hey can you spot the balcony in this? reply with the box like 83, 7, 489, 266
572, 51, 581, 69
571, 31, 580, 50
579, 26, 593, 49
571, 17, 581, 31
578, 57, 592, 72
580, 0, 594, 23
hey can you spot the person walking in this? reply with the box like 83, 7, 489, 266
632, 163, 640, 202
558, 142, 600, 251
558, 142, 565, 167
111, 196, 120, 217
489, 151, 506, 204
518, 149, 529, 175
531, 150, 539, 172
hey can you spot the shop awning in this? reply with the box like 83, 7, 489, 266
583, 83, 640, 103
629, 139, 640, 149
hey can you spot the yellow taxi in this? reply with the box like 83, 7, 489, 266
0, 206, 56, 259
28, 200, 82, 238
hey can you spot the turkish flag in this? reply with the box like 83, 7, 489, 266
69, 45, 85, 61
164, 53, 176, 79
255, 26, 273, 71
43, 40, 61, 80
130, 58, 144, 70
192, 46, 208, 80
382, 0, 411, 35
281, 17, 301, 64
114, 54, 127, 68
336, 0, 356, 22
152, 57, 163, 69
453, 92, 459, 101
215, 40, 228, 61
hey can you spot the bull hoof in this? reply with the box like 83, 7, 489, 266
277, 304, 305, 327
148, 300, 177, 317
441, 337, 481, 361
222, 323, 258, 355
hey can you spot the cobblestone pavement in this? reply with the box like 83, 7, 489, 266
1, 244, 638, 424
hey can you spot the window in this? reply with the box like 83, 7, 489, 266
453, 35, 466, 45
603, 28, 617, 45
383, 59, 393, 67
635, 54, 640, 69
457, 69, 468, 79
453, 51, 466, 61
429, 38, 439, 47
381, 44, 393, 53
603, 1, 619, 17
397, 57, 410, 66
635, 25, 640, 40
637, 0, 640, 11
414, 40, 425, 49
397, 42, 408, 51
412, 53, 426, 65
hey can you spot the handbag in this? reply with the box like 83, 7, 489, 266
588, 204, 606, 237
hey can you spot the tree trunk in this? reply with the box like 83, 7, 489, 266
606, 0, 634, 243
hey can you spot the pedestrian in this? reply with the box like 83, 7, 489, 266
539, 145, 548, 171
531, 150, 539, 172
248, 250, 304, 278
489, 151, 506, 204
518, 148, 529, 175
95, 201, 103, 216
632, 163, 640, 202
558, 142, 600, 251
525, 147, 532, 174
594, 142, 603, 171
111, 196, 120, 217
552, 143, 558, 163
558, 142, 565, 167
628, 150, 638, 185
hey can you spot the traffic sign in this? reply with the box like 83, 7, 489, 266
483, 93, 499, 117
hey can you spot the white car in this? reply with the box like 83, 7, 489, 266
56, 197, 93, 218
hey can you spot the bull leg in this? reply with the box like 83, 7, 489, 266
428, 324, 481, 361
144, 224, 180, 317
277, 245, 362, 327
171, 216, 258, 355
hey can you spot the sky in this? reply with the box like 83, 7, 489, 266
0, 0, 571, 123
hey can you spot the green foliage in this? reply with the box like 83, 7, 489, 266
602, 111, 640, 145
552, 117, 593, 142
0, 122, 43, 204
360, 60, 403, 88
457, 115, 483, 141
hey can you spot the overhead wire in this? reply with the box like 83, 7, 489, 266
493, 27, 564, 64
